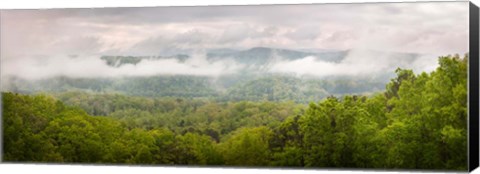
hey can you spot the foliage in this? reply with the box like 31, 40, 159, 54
2, 55, 468, 170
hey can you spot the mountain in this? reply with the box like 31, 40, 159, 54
99, 47, 349, 68
100, 54, 190, 67
98, 47, 422, 74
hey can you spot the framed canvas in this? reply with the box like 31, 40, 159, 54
0, 0, 479, 173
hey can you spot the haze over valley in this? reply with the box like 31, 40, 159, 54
2, 46, 441, 103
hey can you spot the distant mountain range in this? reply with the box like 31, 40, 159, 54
99, 47, 420, 72
100, 47, 348, 67
206, 47, 348, 64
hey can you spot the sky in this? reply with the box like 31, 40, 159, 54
0, 1, 470, 79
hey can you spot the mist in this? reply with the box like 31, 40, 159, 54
1, 47, 444, 83
1, 54, 243, 80
269, 50, 440, 77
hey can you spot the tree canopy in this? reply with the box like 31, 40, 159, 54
2, 54, 468, 170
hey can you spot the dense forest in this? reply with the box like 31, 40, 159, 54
2, 54, 468, 170
4, 73, 387, 103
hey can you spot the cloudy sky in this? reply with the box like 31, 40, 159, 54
1, 2, 469, 57
0, 1, 470, 79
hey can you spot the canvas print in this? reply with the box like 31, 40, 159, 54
0, 1, 471, 171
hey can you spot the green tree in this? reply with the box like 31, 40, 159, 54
220, 127, 273, 166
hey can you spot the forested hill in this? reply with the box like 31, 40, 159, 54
2, 54, 468, 170
4, 75, 387, 103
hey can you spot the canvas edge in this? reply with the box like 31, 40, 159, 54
0, 9, 4, 163
469, 1, 479, 172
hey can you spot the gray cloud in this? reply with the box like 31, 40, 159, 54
219, 24, 254, 43
175, 29, 212, 45
285, 25, 321, 41
0, 1, 469, 78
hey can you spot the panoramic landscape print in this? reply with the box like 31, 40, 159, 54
1, 2, 469, 170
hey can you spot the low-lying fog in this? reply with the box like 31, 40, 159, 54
1, 48, 441, 81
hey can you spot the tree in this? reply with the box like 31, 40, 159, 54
220, 127, 272, 166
